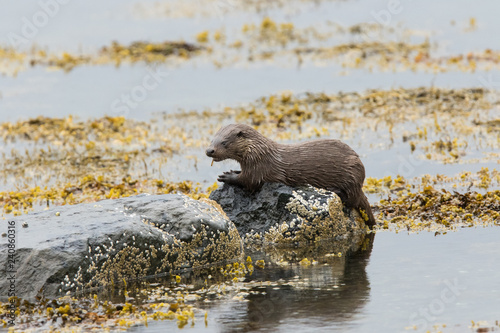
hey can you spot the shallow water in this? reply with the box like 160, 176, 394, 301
2, 0, 500, 124
2, 64, 499, 123
2, 1, 499, 189
127, 227, 500, 333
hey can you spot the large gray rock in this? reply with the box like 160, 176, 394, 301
0, 194, 242, 301
209, 183, 367, 246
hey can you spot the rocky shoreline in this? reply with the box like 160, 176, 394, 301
0, 184, 367, 301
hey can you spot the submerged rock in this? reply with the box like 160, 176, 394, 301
0, 194, 242, 301
209, 183, 367, 246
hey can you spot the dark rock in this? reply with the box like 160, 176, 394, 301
209, 183, 366, 245
209, 183, 296, 235
0, 194, 242, 301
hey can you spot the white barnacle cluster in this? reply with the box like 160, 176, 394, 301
286, 189, 330, 221
68, 232, 171, 294
279, 222, 289, 233
141, 217, 153, 226
66, 197, 243, 295
327, 194, 346, 221
60, 274, 75, 293
261, 224, 285, 244
246, 187, 362, 247
123, 205, 137, 218
159, 223, 242, 274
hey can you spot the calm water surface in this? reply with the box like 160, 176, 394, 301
128, 227, 500, 332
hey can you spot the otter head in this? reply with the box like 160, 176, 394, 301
206, 124, 254, 164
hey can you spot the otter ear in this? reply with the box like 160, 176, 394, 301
236, 131, 244, 138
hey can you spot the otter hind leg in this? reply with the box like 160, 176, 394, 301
327, 187, 376, 228
328, 188, 348, 204
328, 188, 355, 217
357, 193, 376, 228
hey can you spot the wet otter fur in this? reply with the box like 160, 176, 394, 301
206, 124, 375, 227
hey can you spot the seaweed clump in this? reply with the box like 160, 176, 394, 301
0, 176, 210, 216
378, 186, 500, 230
26, 40, 205, 71
101, 41, 204, 63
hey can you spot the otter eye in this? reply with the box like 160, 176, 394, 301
221, 141, 228, 147
237, 131, 244, 138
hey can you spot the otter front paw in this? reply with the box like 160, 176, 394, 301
217, 170, 241, 185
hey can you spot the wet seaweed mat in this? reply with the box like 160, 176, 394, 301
1, 87, 498, 230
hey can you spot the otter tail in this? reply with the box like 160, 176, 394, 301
358, 193, 376, 227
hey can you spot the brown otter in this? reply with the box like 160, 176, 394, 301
206, 124, 375, 227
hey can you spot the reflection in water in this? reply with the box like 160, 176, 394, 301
218, 233, 375, 332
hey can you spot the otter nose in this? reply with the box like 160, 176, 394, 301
206, 148, 215, 157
